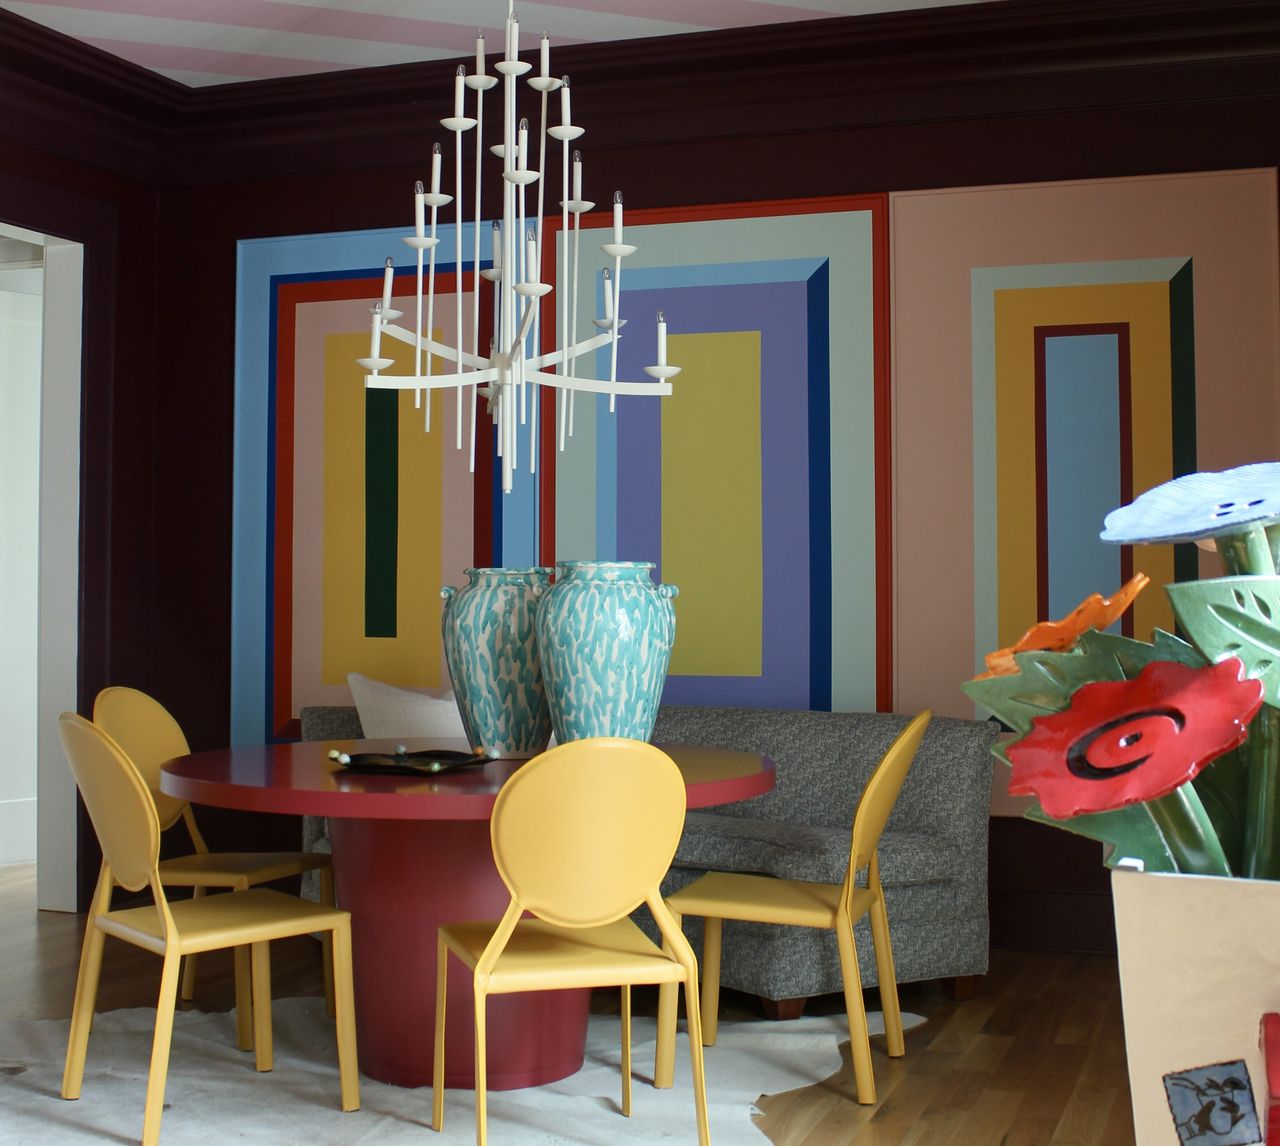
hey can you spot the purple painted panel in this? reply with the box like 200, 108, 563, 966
614, 279, 813, 708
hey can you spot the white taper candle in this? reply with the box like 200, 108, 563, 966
572, 149, 582, 201
526, 231, 537, 284
430, 143, 441, 194
602, 268, 613, 320
657, 310, 667, 367
612, 191, 623, 244
369, 304, 383, 358
381, 258, 394, 311
475, 31, 485, 75
560, 77, 571, 127
414, 179, 425, 238
540, 33, 550, 79
454, 66, 465, 117
492, 221, 502, 273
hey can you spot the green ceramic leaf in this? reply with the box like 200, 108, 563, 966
1167, 576, 1280, 704
1023, 798, 1177, 872
1192, 745, 1247, 874
1076, 628, 1206, 674
963, 629, 1204, 734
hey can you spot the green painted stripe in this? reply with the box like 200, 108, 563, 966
364, 389, 398, 637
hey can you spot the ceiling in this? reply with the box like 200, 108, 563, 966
0, 0, 999, 88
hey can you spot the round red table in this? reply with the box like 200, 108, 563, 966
160, 739, 774, 1090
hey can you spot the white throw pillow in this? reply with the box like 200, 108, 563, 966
347, 672, 468, 741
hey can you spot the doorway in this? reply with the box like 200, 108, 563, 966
0, 220, 84, 910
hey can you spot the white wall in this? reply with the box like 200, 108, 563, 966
36, 238, 82, 911
0, 278, 41, 864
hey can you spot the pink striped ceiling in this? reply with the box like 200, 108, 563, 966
0, 0, 997, 87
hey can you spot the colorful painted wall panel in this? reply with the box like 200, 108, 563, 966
234, 199, 890, 743
233, 227, 483, 744
551, 200, 888, 713
892, 169, 1280, 719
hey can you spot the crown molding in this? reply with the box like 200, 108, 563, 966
0, 0, 1277, 186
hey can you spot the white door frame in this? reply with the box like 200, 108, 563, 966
35, 236, 83, 912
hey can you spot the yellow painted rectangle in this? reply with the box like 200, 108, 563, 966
321, 330, 446, 687
663, 331, 763, 676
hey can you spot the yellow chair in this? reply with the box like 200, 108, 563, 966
94, 685, 335, 1047
57, 712, 360, 1146
664, 710, 932, 1106
431, 737, 711, 1146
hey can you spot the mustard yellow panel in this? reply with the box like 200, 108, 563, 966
663, 331, 764, 677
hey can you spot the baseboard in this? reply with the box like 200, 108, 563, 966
0, 798, 36, 864
988, 816, 1116, 953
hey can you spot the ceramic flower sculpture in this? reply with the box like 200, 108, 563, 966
963, 462, 1280, 879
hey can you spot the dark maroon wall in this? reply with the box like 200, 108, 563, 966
2, 0, 1278, 907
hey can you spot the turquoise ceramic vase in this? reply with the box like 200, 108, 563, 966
440, 567, 553, 758
535, 560, 678, 744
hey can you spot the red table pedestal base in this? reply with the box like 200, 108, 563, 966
330, 817, 590, 1089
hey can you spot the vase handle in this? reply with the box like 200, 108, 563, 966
658, 583, 679, 600
441, 585, 457, 602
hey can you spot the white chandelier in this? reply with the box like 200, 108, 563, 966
357, 1, 679, 495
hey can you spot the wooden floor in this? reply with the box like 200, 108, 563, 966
0, 862, 1134, 1144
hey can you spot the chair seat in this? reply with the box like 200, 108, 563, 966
441, 916, 689, 994
97, 887, 349, 956
158, 850, 330, 888
669, 869, 876, 928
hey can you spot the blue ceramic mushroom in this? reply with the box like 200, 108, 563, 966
1100, 463, 1280, 545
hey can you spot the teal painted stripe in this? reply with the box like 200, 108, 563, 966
364, 389, 398, 637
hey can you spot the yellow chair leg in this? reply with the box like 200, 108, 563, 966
233, 945, 253, 1052
869, 893, 905, 1058
319, 866, 337, 1018
331, 921, 360, 1112
682, 974, 711, 1146
432, 937, 448, 1132
654, 915, 679, 1091
835, 916, 876, 1105
620, 984, 632, 1117
700, 917, 723, 1047
250, 941, 274, 1072
61, 923, 106, 1100
179, 887, 206, 1002
473, 986, 488, 1146
141, 951, 182, 1146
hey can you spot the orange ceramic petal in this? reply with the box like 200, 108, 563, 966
976, 573, 1151, 678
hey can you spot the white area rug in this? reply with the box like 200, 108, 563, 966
0, 999, 924, 1145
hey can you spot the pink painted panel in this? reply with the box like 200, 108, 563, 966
891, 169, 1280, 718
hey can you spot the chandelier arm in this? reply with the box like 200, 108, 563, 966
528, 329, 614, 371
365, 367, 499, 391
524, 370, 673, 397
380, 323, 491, 370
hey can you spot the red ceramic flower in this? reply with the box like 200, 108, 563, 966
1006, 658, 1264, 819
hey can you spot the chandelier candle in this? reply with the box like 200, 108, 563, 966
359, 0, 680, 503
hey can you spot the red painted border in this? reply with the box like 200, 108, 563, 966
545, 193, 895, 711
1032, 322, 1135, 636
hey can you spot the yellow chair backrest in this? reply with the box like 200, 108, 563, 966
490, 738, 687, 929
849, 710, 932, 873
58, 712, 161, 893
93, 686, 190, 832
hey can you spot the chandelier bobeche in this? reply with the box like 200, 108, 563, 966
357, 1, 679, 495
